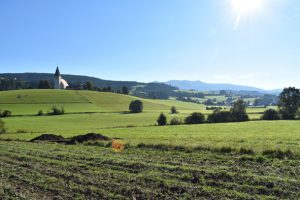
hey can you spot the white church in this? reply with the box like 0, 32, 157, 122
54, 66, 69, 89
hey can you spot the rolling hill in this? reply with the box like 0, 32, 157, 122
0, 89, 206, 134
0, 89, 204, 115
0, 72, 177, 91
165, 80, 281, 94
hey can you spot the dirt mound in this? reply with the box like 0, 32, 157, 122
68, 133, 109, 144
30, 134, 65, 142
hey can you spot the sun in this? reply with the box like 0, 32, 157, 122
229, 0, 264, 29
230, 0, 263, 14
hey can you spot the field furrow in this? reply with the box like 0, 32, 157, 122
1, 141, 299, 199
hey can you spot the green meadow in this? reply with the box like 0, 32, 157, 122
0, 90, 298, 153
0, 89, 299, 199
0, 89, 264, 132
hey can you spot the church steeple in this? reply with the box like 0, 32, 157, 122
55, 66, 61, 77
54, 66, 68, 89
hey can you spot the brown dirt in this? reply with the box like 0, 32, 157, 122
67, 133, 110, 144
30, 134, 66, 142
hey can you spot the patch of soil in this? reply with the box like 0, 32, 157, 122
67, 133, 110, 144
30, 134, 66, 142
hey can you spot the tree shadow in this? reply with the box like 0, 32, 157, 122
120, 111, 131, 114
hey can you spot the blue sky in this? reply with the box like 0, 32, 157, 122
1, 0, 300, 89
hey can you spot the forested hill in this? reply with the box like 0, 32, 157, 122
0, 73, 178, 99
0, 73, 140, 88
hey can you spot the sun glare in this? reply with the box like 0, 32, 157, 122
231, 0, 263, 14
230, 0, 264, 29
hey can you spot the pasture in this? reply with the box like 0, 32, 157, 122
0, 90, 264, 130
0, 89, 299, 199
0, 140, 299, 199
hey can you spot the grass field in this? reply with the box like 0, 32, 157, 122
1, 120, 300, 155
0, 89, 203, 114
0, 90, 265, 135
0, 141, 299, 199
0, 89, 299, 199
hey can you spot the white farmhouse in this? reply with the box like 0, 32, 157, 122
54, 66, 69, 89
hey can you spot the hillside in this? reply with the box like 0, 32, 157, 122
0, 89, 203, 115
0, 89, 207, 133
166, 80, 281, 94
0, 73, 140, 88
0, 73, 177, 98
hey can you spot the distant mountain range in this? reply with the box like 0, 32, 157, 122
165, 80, 281, 94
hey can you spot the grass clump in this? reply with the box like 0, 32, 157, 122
239, 155, 255, 161
239, 147, 255, 155
255, 156, 267, 163
16, 129, 30, 134
262, 149, 294, 159
216, 146, 235, 153
48, 106, 65, 115
137, 143, 190, 152
137, 143, 171, 151
137, 143, 237, 154
0, 119, 6, 134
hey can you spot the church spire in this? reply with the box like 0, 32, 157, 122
55, 66, 61, 77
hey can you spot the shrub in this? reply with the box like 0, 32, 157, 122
261, 109, 280, 120
157, 113, 167, 126
0, 110, 12, 118
48, 106, 65, 115
37, 110, 44, 116
170, 117, 182, 125
170, 106, 178, 114
184, 112, 205, 124
0, 119, 6, 134
207, 110, 232, 123
129, 100, 143, 113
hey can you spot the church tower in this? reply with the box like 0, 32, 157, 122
54, 66, 62, 89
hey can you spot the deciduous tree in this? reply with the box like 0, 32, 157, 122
278, 87, 300, 119
129, 100, 143, 113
